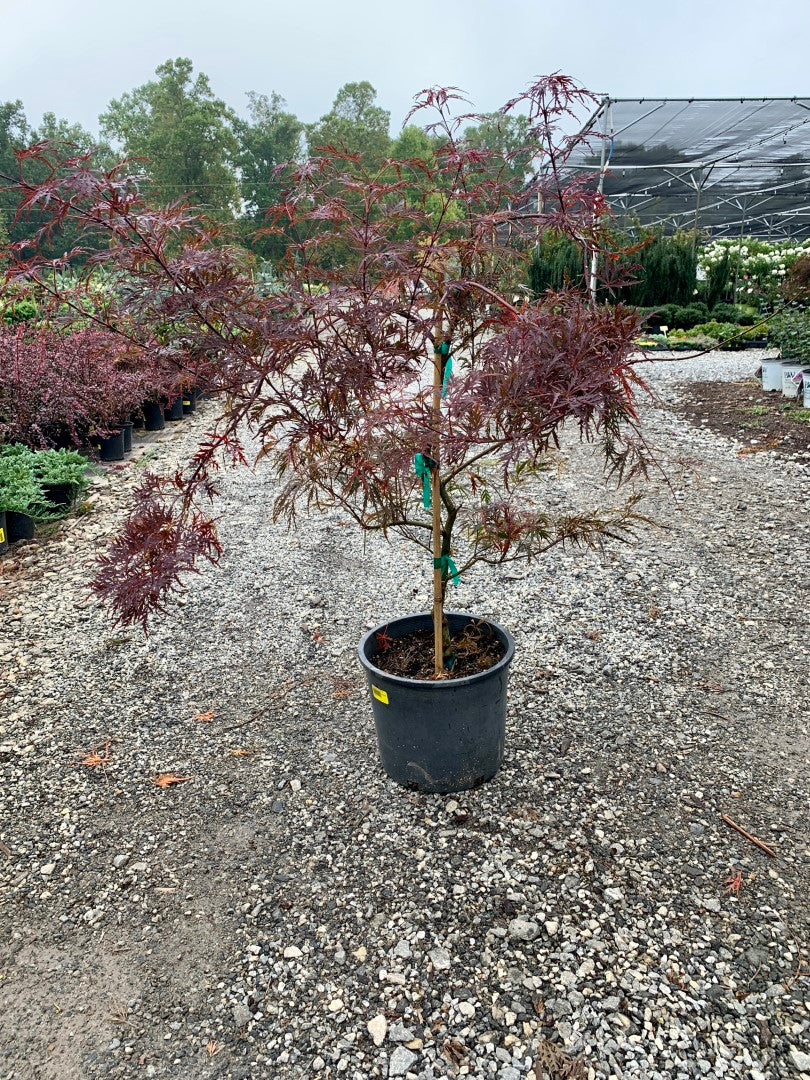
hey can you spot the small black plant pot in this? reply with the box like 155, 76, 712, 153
0, 511, 8, 555
96, 430, 125, 462
164, 396, 184, 421
121, 421, 134, 453
142, 401, 165, 431
42, 482, 76, 511
358, 611, 515, 794
5, 511, 35, 543
181, 391, 196, 415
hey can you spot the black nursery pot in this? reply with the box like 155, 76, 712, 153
42, 482, 76, 511
164, 395, 184, 421
0, 511, 8, 555
358, 612, 515, 794
5, 511, 35, 543
181, 391, 196, 415
121, 421, 134, 453
97, 430, 125, 462
142, 401, 165, 431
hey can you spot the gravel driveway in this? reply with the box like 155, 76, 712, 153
1, 349, 808, 1080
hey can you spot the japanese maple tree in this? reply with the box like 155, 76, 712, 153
3, 76, 650, 672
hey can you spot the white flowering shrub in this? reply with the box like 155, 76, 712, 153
699, 237, 810, 305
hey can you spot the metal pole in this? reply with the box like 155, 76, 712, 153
732, 199, 747, 304
588, 99, 610, 305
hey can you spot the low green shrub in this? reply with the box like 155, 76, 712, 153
670, 302, 710, 329
0, 444, 90, 519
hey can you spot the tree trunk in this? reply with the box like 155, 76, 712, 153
432, 308, 444, 675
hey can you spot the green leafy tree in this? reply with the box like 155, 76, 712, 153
307, 81, 391, 168
463, 113, 532, 184
0, 101, 110, 261
0, 101, 32, 248
100, 58, 239, 217
235, 91, 303, 261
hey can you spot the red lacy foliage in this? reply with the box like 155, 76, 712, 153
2, 76, 654, 626
92, 473, 223, 630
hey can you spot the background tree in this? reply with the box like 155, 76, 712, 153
234, 91, 303, 262
463, 113, 532, 184
100, 58, 239, 217
0, 101, 111, 262
307, 81, 391, 167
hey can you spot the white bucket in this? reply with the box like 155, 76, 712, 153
761, 357, 784, 391
802, 370, 810, 408
782, 360, 805, 398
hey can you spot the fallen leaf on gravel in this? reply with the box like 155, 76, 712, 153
227, 748, 255, 757
151, 773, 192, 788
194, 710, 215, 722
78, 740, 112, 768
442, 1039, 467, 1066
0, 839, 11, 861
724, 867, 744, 896
206, 1040, 221, 1056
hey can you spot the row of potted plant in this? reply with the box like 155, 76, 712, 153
0, 324, 206, 454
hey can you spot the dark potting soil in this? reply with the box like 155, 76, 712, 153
674, 378, 810, 458
372, 621, 506, 681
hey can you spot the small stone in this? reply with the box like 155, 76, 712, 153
113, 853, 130, 869
367, 1014, 387, 1046
312, 1057, 326, 1071
388, 1046, 417, 1077
789, 1049, 810, 1072
327, 998, 344, 1013
283, 946, 303, 959
429, 947, 451, 970
40, 863, 56, 877
353, 946, 368, 962
508, 917, 540, 942
393, 939, 412, 959
544, 919, 559, 937
289, 778, 301, 792
458, 1001, 475, 1019
604, 887, 624, 903
232, 1003, 251, 1028
388, 1021, 414, 1043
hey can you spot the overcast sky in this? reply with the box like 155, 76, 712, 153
3, 0, 808, 136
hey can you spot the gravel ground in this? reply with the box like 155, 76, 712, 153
1, 348, 808, 1080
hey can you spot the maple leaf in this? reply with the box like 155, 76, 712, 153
724, 867, 744, 897
194, 710, 215, 722
78, 739, 112, 768
151, 773, 192, 788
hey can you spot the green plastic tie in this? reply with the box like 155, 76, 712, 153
441, 355, 452, 398
414, 453, 431, 509
433, 554, 460, 587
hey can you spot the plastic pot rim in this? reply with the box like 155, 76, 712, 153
358, 610, 515, 690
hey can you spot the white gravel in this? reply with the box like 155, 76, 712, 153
1, 349, 808, 1080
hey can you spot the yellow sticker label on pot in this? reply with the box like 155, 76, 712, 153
371, 685, 389, 705
0, 528, 4, 543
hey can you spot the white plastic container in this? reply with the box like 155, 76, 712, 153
781, 360, 805, 398
802, 370, 810, 408
761, 356, 785, 391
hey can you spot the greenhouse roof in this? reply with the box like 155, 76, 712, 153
566, 97, 810, 239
